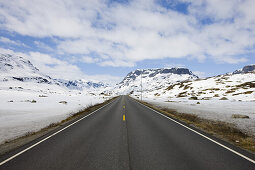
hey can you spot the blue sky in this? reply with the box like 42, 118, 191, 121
0, 0, 255, 84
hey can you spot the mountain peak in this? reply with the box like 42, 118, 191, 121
116, 67, 198, 95
233, 64, 255, 74
0, 53, 39, 73
0, 53, 107, 90
126, 67, 197, 81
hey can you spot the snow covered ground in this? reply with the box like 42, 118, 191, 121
138, 97, 255, 136
130, 69, 255, 136
0, 82, 109, 145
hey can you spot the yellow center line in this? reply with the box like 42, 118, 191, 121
123, 105, 125, 109
123, 114, 125, 121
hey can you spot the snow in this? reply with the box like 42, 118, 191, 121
132, 72, 255, 102
142, 98, 255, 136
0, 84, 109, 144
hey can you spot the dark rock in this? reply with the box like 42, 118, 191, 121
233, 64, 255, 74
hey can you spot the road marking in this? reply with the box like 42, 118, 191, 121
0, 99, 117, 166
123, 105, 125, 109
123, 115, 125, 121
136, 100, 255, 164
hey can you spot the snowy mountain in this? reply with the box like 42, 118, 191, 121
233, 64, 255, 74
2, 53, 254, 100
56, 79, 107, 90
0, 53, 107, 91
138, 65, 255, 102
0, 54, 56, 84
115, 68, 198, 94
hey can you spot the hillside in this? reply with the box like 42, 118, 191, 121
140, 66, 255, 102
0, 54, 107, 92
115, 68, 198, 95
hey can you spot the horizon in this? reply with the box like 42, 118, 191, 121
0, 0, 255, 84
1, 52, 253, 84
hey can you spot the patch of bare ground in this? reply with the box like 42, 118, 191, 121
232, 114, 249, 119
236, 81, 255, 88
137, 100, 255, 153
0, 97, 117, 156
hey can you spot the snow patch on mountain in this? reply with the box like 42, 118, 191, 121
115, 68, 198, 95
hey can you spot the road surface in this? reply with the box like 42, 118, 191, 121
0, 96, 255, 169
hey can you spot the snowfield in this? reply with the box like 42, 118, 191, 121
0, 84, 108, 144
141, 97, 255, 136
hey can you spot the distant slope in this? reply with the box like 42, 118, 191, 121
56, 79, 107, 91
0, 54, 55, 84
141, 65, 255, 101
233, 64, 255, 74
115, 68, 198, 95
0, 53, 107, 91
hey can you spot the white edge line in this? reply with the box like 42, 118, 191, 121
0, 99, 116, 166
135, 99, 255, 164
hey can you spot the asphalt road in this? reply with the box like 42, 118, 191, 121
0, 96, 255, 169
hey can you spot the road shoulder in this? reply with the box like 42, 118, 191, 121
0, 97, 118, 156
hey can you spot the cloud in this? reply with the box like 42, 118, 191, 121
193, 71, 206, 78
164, 63, 186, 68
0, 37, 18, 45
81, 56, 99, 64
0, 0, 254, 67
82, 74, 122, 85
0, 36, 26, 47
34, 41, 53, 51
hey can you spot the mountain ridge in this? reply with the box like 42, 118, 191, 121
0, 53, 107, 90
233, 64, 255, 74
115, 67, 199, 95
1, 53, 255, 96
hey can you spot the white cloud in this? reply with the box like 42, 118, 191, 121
82, 74, 122, 85
81, 56, 99, 64
0, 37, 26, 46
193, 71, 206, 78
34, 41, 53, 51
0, 37, 18, 45
164, 63, 186, 68
0, 0, 254, 67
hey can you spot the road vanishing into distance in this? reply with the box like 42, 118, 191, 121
1, 96, 255, 169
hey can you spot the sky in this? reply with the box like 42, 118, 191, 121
0, 0, 255, 84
